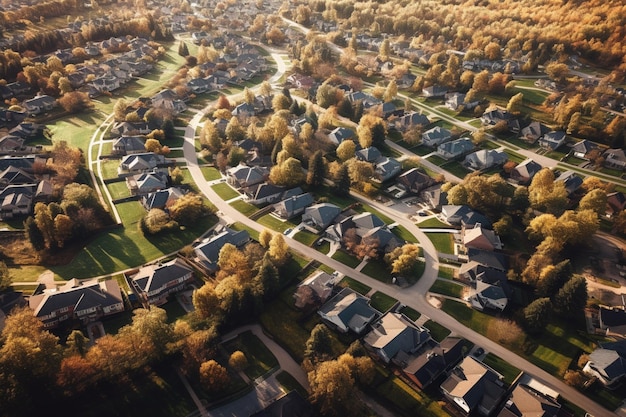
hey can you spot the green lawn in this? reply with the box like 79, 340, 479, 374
257, 214, 300, 234
107, 181, 131, 200
229, 200, 259, 217
392, 225, 418, 243
338, 276, 372, 295
361, 260, 391, 283
229, 222, 260, 241
425, 232, 454, 254
370, 291, 397, 313
438, 266, 455, 279
400, 306, 420, 321
211, 182, 240, 200
293, 230, 319, 246
45, 203, 216, 280
201, 166, 222, 181
48, 112, 107, 152
101, 159, 121, 180
423, 320, 451, 343
441, 161, 470, 179
429, 279, 464, 298
417, 218, 454, 228
315, 240, 331, 254
374, 374, 449, 417
331, 250, 361, 268
482, 353, 521, 386
313, 186, 355, 209
222, 331, 279, 380
503, 150, 527, 164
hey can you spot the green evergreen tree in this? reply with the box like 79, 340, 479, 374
523, 297, 552, 333
334, 163, 351, 197
178, 41, 189, 56
306, 151, 326, 188
554, 276, 588, 317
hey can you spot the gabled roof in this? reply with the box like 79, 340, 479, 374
364, 312, 431, 363
375, 157, 402, 181
422, 126, 452, 145
520, 121, 549, 142
403, 337, 464, 387
244, 182, 284, 201
302, 203, 341, 230
352, 212, 385, 230
113, 135, 146, 154
555, 170, 582, 195
141, 187, 184, 211
498, 383, 561, 417
274, 193, 314, 218
194, 228, 250, 267
599, 307, 626, 336
227, 164, 267, 186
131, 258, 193, 294
0, 166, 34, 185
438, 137, 473, 156
588, 343, 626, 381
571, 139, 597, 155
397, 168, 435, 193
399, 111, 429, 127
356, 146, 382, 162
328, 127, 355, 145
361, 226, 402, 251
467, 248, 507, 271
511, 159, 542, 182
464, 149, 507, 170
318, 288, 378, 333
120, 152, 166, 172
539, 131, 567, 150
463, 224, 502, 251
295, 271, 335, 308
134, 171, 168, 192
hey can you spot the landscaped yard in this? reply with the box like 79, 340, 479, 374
107, 181, 131, 200
425, 232, 454, 254
293, 230, 319, 246
369, 291, 398, 313
211, 182, 240, 200
361, 260, 391, 283
222, 331, 279, 380
482, 353, 521, 385
331, 250, 361, 268
400, 306, 420, 321
257, 214, 300, 234
229, 200, 259, 216
201, 166, 222, 181
338, 276, 372, 295
417, 217, 454, 228
429, 279, 464, 298
438, 266, 455, 279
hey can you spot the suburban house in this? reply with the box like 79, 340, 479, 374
402, 337, 465, 389
126, 258, 194, 307
480, 108, 512, 126
28, 279, 124, 329
422, 185, 448, 210
0, 166, 34, 187
571, 139, 598, 160
497, 378, 561, 417
538, 131, 567, 151
326, 212, 402, 254
583, 340, 626, 389
375, 157, 402, 182
126, 170, 169, 195
606, 192, 626, 217
445, 92, 478, 111
141, 187, 184, 211
396, 168, 436, 195
469, 280, 509, 312
112, 136, 146, 155
519, 121, 549, 144
118, 152, 168, 176
243, 182, 285, 205
273, 192, 314, 220
111, 121, 151, 136
363, 312, 431, 364
302, 203, 342, 232
467, 248, 507, 272
356, 146, 382, 163
194, 227, 251, 273
441, 205, 492, 229
328, 127, 355, 145
151, 89, 187, 114
440, 356, 506, 416
293, 271, 336, 309
422, 85, 448, 98
462, 224, 503, 251
0, 135, 25, 154
318, 287, 378, 334
555, 170, 583, 195
598, 306, 626, 338
509, 159, 542, 185
604, 148, 626, 171
226, 164, 268, 189
437, 137, 474, 160
463, 149, 507, 171
422, 126, 452, 147
22, 95, 56, 115
393, 111, 429, 131
0, 184, 36, 220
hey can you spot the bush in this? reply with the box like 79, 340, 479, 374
140, 209, 179, 235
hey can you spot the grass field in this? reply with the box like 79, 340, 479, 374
438, 266, 455, 279
370, 291, 397, 313
338, 276, 372, 295
417, 217, 454, 228
425, 232, 454, 254
293, 230, 319, 246
229, 200, 259, 217
429, 279, 464, 298
211, 182, 240, 200
361, 260, 391, 283
257, 214, 300, 234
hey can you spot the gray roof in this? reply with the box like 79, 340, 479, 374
319, 288, 378, 333
195, 228, 250, 268
356, 146, 382, 162
464, 149, 507, 170
302, 203, 341, 229
364, 313, 431, 362
131, 258, 193, 294
141, 187, 184, 210
274, 193, 314, 218
352, 212, 385, 230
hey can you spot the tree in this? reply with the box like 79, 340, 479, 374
169, 193, 209, 225
144, 138, 163, 154
34, 203, 55, 250
306, 150, 325, 188
193, 283, 221, 320
142, 208, 178, 235
528, 168, 568, 215
334, 163, 351, 197
347, 159, 374, 186
554, 276, 587, 317
217, 95, 231, 110
113, 98, 128, 122
178, 41, 189, 56
336, 140, 356, 162
579, 188, 607, 216
228, 351, 248, 371
384, 243, 421, 277
523, 297, 552, 333
545, 62, 569, 82
225, 117, 246, 142
0, 260, 11, 292
58, 91, 92, 113
253, 255, 280, 299
506, 92, 524, 113
378, 39, 390, 60
472, 70, 490, 93
493, 215, 513, 237
53, 213, 73, 247
65, 329, 89, 357
24, 216, 45, 252
308, 359, 357, 417
563, 370, 587, 388
259, 229, 273, 248
272, 93, 291, 111
305, 324, 333, 361
567, 111, 581, 134
316, 83, 339, 108
536, 259, 573, 298
383, 79, 397, 102
268, 233, 290, 266
269, 157, 305, 187
199, 360, 229, 392
121, 307, 174, 359
217, 243, 253, 283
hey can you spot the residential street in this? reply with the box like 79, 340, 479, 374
182, 116, 616, 417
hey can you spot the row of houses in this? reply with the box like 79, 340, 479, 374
298, 273, 562, 416
0, 153, 53, 220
